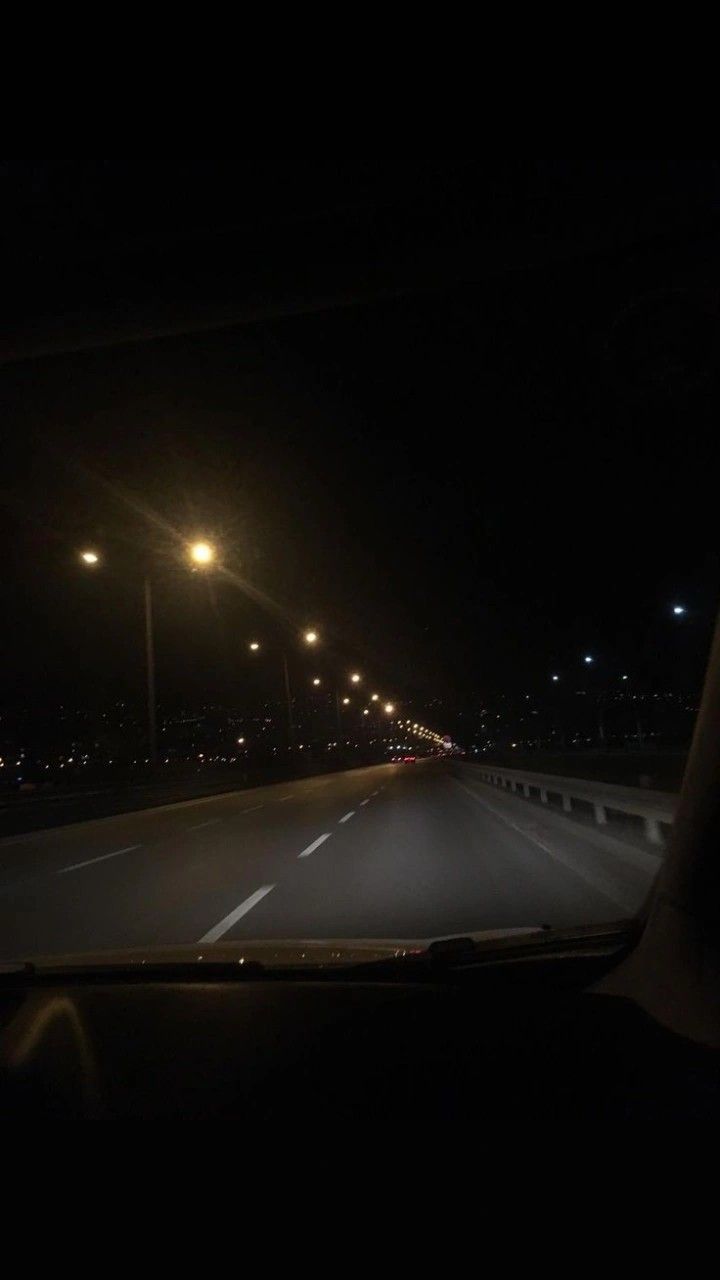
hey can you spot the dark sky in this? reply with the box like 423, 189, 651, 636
2, 158, 720, 734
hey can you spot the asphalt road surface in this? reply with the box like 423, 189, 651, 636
0, 760, 662, 962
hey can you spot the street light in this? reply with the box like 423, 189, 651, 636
371, 693, 379, 702
304, 630, 319, 645
189, 541, 215, 566
342, 697, 350, 706
384, 703, 395, 714
673, 605, 686, 616
584, 655, 594, 664
363, 708, 369, 716
551, 674, 559, 682
312, 677, 321, 686
350, 673, 361, 684
237, 737, 245, 745
80, 543, 215, 766
249, 641, 260, 652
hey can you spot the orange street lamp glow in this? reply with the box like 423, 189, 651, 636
80, 550, 99, 565
189, 541, 215, 566
304, 630, 319, 645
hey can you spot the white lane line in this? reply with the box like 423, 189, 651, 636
189, 818, 222, 830
298, 833, 332, 859
239, 804, 264, 814
451, 778, 631, 910
57, 845, 142, 874
198, 885, 275, 944
359, 798, 371, 806
339, 811, 355, 823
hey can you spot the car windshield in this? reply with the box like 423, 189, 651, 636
0, 157, 717, 961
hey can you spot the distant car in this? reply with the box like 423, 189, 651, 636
403, 755, 416, 763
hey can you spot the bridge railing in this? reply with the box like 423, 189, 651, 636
464, 763, 677, 846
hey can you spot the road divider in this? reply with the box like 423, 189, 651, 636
339, 811, 355, 823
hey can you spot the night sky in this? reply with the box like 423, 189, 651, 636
2, 158, 719, 737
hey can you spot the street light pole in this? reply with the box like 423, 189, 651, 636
281, 650, 295, 748
144, 573, 157, 766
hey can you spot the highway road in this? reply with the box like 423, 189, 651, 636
0, 760, 662, 962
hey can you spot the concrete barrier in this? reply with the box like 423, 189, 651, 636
467, 763, 676, 846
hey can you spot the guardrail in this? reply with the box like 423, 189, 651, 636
467, 763, 677, 846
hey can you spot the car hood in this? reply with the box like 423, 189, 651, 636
6, 926, 545, 973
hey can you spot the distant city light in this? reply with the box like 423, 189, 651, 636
622, 674, 629, 681
342, 697, 350, 705
673, 605, 686, 616
80, 550, 99, 565
304, 630, 319, 645
584, 655, 594, 664
371, 693, 379, 701
237, 737, 245, 744
384, 703, 395, 714
249, 641, 260, 651
363, 708, 369, 715
350, 673, 361, 684
551, 674, 559, 682
312, 677, 321, 686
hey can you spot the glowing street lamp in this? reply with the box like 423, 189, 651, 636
249, 641, 260, 652
350, 672, 361, 684
363, 708, 369, 716
371, 693, 379, 702
304, 630, 319, 645
584, 655, 594, 665
342, 697, 350, 706
384, 703, 395, 714
672, 605, 686, 616
551, 674, 559, 682
80, 550, 100, 565
237, 737, 245, 745
312, 677, 321, 686
189, 541, 215, 566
